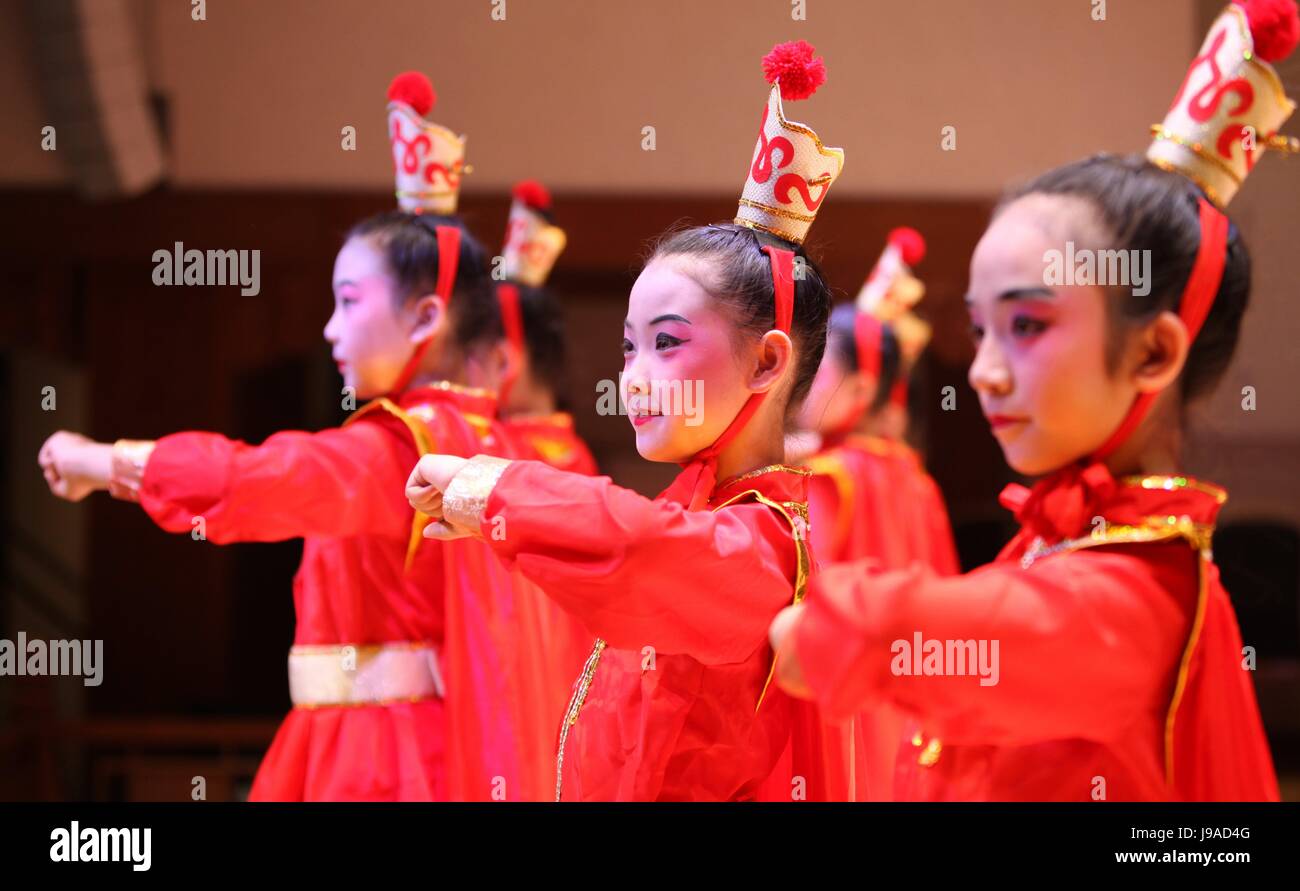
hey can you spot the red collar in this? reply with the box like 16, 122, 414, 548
1001, 463, 1226, 545
398, 381, 499, 419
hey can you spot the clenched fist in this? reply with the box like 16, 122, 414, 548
38, 431, 111, 502
405, 453, 470, 540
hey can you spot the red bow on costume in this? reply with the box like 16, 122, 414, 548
999, 461, 1117, 544
657, 245, 796, 511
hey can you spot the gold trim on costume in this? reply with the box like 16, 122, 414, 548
1020, 514, 1217, 568
531, 437, 577, 465
1121, 474, 1228, 504
419, 379, 498, 401
551, 483, 811, 798
1163, 551, 1211, 787
555, 638, 607, 802
1149, 124, 1244, 184
707, 488, 811, 714
108, 439, 156, 503
806, 451, 855, 556
715, 463, 812, 491
345, 397, 437, 571
911, 731, 943, 767
1015, 498, 1221, 791
735, 196, 818, 223
442, 454, 512, 534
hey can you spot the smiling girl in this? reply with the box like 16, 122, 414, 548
406, 42, 850, 801
37, 72, 558, 801
769, 0, 1295, 800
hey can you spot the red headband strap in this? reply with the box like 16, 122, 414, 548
889, 374, 908, 409
434, 225, 461, 301
657, 244, 797, 511
387, 224, 463, 398
853, 312, 882, 381
496, 282, 525, 407
1091, 197, 1229, 461
823, 311, 884, 438
766, 246, 795, 334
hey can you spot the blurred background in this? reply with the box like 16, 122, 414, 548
0, 0, 1295, 800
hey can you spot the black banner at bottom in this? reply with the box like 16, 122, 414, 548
2, 802, 1295, 878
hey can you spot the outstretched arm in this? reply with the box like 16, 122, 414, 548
409, 453, 800, 664
772, 548, 1193, 747
40, 421, 419, 543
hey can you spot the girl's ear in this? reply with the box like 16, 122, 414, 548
750, 329, 795, 394
408, 293, 447, 344
487, 338, 519, 386
1130, 309, 1191, 395
849, 370, 878, 412
461, 338, 512, 391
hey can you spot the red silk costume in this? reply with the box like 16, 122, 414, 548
790, 469, 1279, 801
443, 459, 848, 801
804, 432, 960, 799
495, 410, 598, 781
123, 383, 565, 801
502, 412, 598, 476
807, 433, 958, 573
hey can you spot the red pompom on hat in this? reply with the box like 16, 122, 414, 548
512, 179, 552, 211
387, 71, 436, 117
888, 227, 926, 266
386, 71, 465, 214
735, 40, 843, 244
1240, 0, 1300, 61
761, 40, 827, 101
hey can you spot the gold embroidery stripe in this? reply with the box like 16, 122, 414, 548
736, 196, 818, 222
1122, 474, 1228, 504
1149, 125, 1244, 184
555, 638, 606, 802
344, 397, 438, 571
1163, 550, 1211, 788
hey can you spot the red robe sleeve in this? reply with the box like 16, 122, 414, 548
791, 544, 1195, 747
138, 420, 417, 544
468, 460, 799, 664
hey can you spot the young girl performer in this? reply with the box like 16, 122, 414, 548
794, 229, 960, 798
798, 228, 959, 574
38, 72, 554, 801
478, 179, 596, 785
492, 180, 599, 475
408, 41, 850, 801
771, 0, 1294, 800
